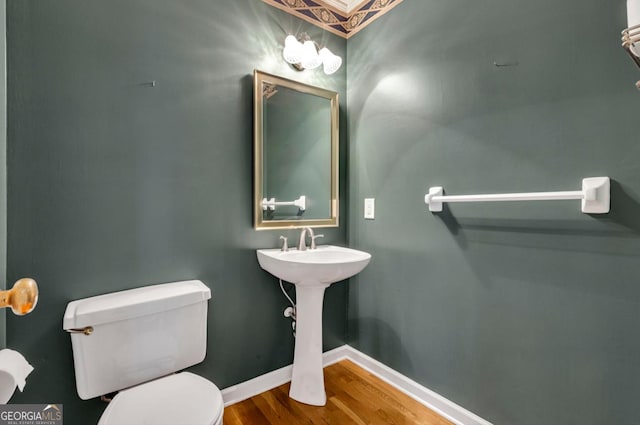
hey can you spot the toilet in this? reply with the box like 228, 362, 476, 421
63, 280, 224, 425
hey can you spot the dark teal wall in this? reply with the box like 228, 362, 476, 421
347, 0, 640, 424
6, 1, 346, 423
0, 0, 6, 349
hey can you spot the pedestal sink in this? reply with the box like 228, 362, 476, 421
256, 245, 371, 406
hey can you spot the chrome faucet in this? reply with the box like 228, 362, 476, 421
297, 227, 324, 251
298, 227, 313, 251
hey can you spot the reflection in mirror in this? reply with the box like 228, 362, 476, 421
254, 70, 338, 230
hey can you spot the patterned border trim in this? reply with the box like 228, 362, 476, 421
262, 82, 278, 99
262, 0, 404, 39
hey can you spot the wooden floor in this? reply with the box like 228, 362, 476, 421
224, 360, 453, 425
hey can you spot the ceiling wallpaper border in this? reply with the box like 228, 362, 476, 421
261, 0, 404, 39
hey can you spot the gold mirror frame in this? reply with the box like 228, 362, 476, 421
253, 70, 339, 230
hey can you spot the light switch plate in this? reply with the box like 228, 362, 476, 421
364, 198, 375, 219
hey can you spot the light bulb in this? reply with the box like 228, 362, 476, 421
283, 35, 303, 64
628, 0, 640, 57
628, 0, 640, 28
301, 40, 322, 70
319, 47, 342, 75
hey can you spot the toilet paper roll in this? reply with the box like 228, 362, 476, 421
0, 349, 34, 403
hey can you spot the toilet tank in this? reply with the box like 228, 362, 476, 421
63, 280, 211, 400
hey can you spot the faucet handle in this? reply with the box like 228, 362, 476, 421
279, 236, 289, 252
310, 234, 324, 250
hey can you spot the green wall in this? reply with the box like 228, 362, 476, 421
6, 1, 346, 423
0, 0, 6, 349
347, 0, 640, 424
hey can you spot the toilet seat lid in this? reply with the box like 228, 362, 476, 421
98, 372, 223, 425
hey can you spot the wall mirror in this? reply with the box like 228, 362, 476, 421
253, 70, 339, 230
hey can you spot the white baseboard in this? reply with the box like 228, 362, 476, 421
221, 344, 492, 425
220, 345, 350, 407
220, 363, 292, 407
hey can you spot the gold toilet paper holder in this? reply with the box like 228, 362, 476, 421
0, 278, 39, 315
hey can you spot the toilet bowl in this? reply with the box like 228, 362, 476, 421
98, 373, 223, 425
63, 280, 223, 425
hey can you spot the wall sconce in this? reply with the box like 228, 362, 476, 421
283, 34, 342, 75
622, 0, 640, 89
0, 278, 38, 316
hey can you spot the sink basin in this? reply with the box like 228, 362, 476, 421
256, 245, 371, 286
256, 244, 371, 407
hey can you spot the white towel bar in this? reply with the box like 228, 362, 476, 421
425, 177, 610, 214
262, 195, 306, 212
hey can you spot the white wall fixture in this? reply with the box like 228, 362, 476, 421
261, 195, 306, 212
622, 0, 640, 89
424, 177, 610, 214
282, 34, 342, 75
364, 198, 375, 219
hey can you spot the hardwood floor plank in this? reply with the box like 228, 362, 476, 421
224, 360, 454, 425
224, 397, 271, 425
252, 389, 306, 424
329, 397, 369, 425
339, 360, 452, 425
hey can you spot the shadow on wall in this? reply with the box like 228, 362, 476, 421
428, 178, 640, 304
607, 179, 640, 232
348, 317, 414, 376
432, 178, 640, 255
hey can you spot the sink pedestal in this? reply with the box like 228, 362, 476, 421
289, 282, 329, 406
